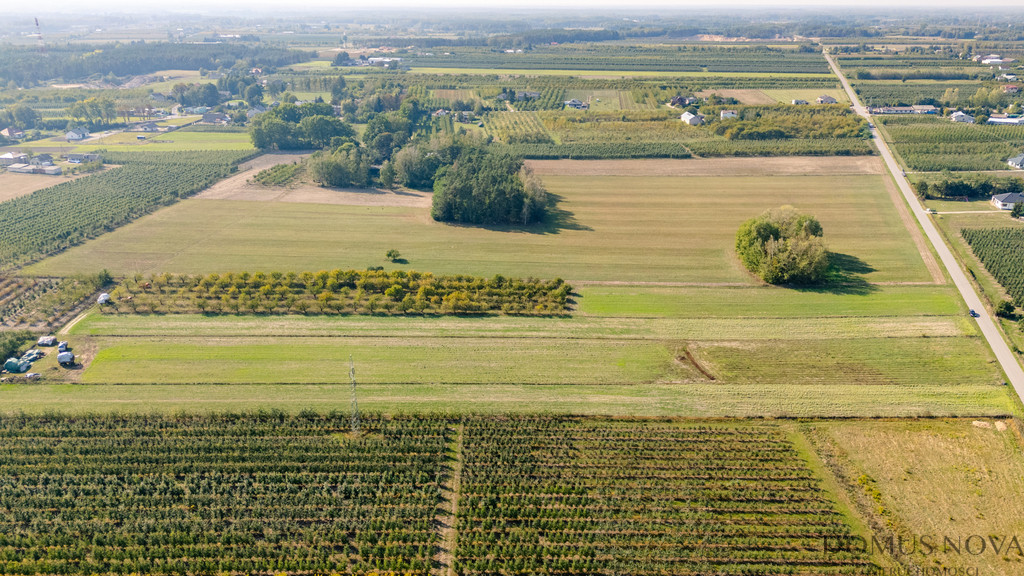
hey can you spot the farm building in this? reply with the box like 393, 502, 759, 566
0, 152, 27, 166
791, 99, 809, 105
6, 163, 34, 173
720, 110, 739, 119
680, 111, 704, 126
817, 95, 838, 104
30, 154, 53, 166
564, 99, 587, 110
1005, 85, 1021, 94
515, 91, 541, 101
1008, 153, 1024, 170
869, 105, 938, 115
65, 128, 89, 141
991, 192, 1024, 210
988, 115, 1024, 126
132, 121, 160, 132
950, 111, 975, 123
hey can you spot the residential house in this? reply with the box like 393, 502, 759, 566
133, 121, 159, 132
870, 105, 938, 115
67, 153, 102, 164
202, 112, 231, 124
991, 192, 1024, 210
669, 95, 699, 107
720, 110, 739, 120
1009, 153, 1024, 170
29, 153, 53, 166
817, 95, 838, 104
515, 91, 541, 101
246, 105, 267, 120
999, 74, 1019, 82
950, 111, 975, 124
1004, 85, 1021, 94
431, 109, 450, 117
0, 152, 27, 166
680, 111, 705, 126
912, 105, 938, 114
1, 126, 25, 139
791, 99, 809, 105
564, 99, 587, 110
65, 128, 89, 141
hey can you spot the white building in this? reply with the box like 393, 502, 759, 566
65, 128, 89, 141
720, 110, 739, 119
680, 111, 704, 126
1009, 153, 1024, 170
950, 111, 975, 124
991, 192, 1024, 210
817, 95, 838, 104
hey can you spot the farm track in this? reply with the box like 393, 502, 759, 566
433, 424, 464, 576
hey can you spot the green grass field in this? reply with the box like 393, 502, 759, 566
80, 130, 255, 152
25, 172, 932, 283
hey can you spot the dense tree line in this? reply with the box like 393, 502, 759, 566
736, 207, 829, 285
0, 43, 311, 86
307, 145, 372, 188
914, 175, 1024, 200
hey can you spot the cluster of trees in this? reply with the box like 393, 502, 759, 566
712, 106, 868, 140
914, 175, 1024, 200
248, 102, 355, 150
939, 86, 1023, 111
307, 145, 372, 188
171, 82, 222, 108
0, 104, 40, 129
735, 206, 830, 285
431, 149, 549, 226
0, 330, 32, 360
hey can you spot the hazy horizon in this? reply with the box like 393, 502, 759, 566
8, 0, 1024, 15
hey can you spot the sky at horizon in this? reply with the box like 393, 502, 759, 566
9, 0, 1024, 15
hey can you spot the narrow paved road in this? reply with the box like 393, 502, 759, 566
825, 51, 1024, 399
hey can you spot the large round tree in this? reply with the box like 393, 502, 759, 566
735, 206, 829, 284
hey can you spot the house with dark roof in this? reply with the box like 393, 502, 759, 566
991, 192, 1024, 210
1009, 153, 1024, 170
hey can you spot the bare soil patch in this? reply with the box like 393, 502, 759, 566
196, 152, 311, 200
526, 156, 885, 177
278, 185, 431, 208
695, 89, 776, 105
0, 171, 101, 203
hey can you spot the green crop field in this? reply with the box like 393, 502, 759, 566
81, 130, 255, 152
25, 169, 933, 284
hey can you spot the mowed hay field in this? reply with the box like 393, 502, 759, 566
13, 156, 1015, 417
809, 419, 1024, 576
26, 157, 931, 284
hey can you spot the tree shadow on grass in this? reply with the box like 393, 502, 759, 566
788, 252, 879, 296
442, 193, 592, 235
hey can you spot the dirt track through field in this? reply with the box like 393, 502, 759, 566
526, 156, 885, 177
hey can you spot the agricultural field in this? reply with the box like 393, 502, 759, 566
0, 413, 894, 575
11, 155, 1013, 417
26, 158, 932, 284
0, 151, 253, 270
0, 170, 99, 203
878, 115, 1024, 172
962, 227, 1024, 305
808, 419, 1024, 576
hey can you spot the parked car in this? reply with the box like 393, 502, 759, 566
969, 309, 980, 318
58, 341, 69, 352
25, 373, 41, 380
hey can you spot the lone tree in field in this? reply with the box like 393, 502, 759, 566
735, 206, 829, 285
385, 249, 401, 262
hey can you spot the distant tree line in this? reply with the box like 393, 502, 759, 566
0, 43, 312, 86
